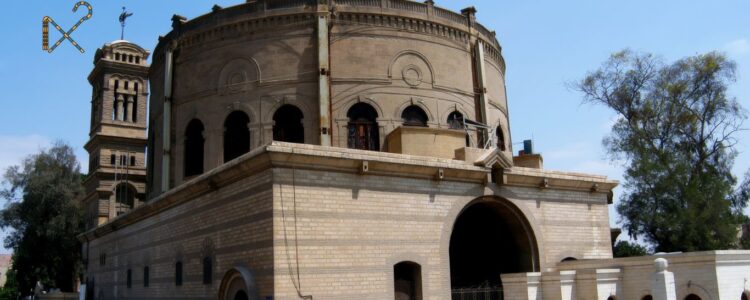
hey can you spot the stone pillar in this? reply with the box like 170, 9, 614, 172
116, 94, 125, 121
576, 268, 621, 300
317, 8, 332, 146
125, 95, 134, 122
651, 258, 677, 300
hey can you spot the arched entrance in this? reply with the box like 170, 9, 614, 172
218, 267, 260, 300
449, 199, 539, 299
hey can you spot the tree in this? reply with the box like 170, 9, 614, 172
0, 142, 84, 294
612, 240, 650, 258
576, 50, 749, 252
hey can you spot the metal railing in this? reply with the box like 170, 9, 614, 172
451, 286, 504, 300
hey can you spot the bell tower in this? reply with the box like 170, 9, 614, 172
83, 40, 150, 229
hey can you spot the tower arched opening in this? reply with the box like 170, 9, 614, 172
347, 103, 380, 151
114, 183, 136, 216
184, 119, 205, 177
401, 105, 428, 127
223, 111, 250, 163
393, 261, 422, 300
272, 104, 304, 144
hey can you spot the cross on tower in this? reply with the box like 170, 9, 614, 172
119, 7, 133, 40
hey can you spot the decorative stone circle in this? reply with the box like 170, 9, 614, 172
402, 65, 423, 87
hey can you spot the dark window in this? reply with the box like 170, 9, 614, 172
136, 56, 141, 64
124, 82, 129, 90
175, 261, 183, 286
128, 55, 134, 63
347, 103, 380, 151
686, 295, 702, 300
133, 83, 139, 122
447, 111, 464, 130
202, 256, 212, 285
113, 80, 120, 120
272, 105, 304, 144
496, 126, 506, 151
642, 296, 653, 300
99, 253, 106, 266
126, 269, 132, 288
130, 156, 136, 166
111, 154, 116, 165
115, 184, 135, 211
394, 261, 422, 300
184, 119, 205, 177
223, 111, 251, 163
234, 291, 249, 300
143, 266, 150, 287
115, 53, 120, 60
607, 297, 616, 300
401, 105, 428, 127
561, 257, 577, 262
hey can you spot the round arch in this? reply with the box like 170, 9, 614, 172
387, 50, 436, 85
218, 266, 260, 300
336, 96, 385, 121
444, 196, 540, 291
394, 99, 435, 125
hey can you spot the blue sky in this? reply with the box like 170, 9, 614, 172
0, 1, 749, 253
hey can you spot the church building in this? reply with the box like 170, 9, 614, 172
79, 1, 750, 299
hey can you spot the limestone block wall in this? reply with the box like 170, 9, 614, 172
269, 166, 613, 300
85, 170, 275, 299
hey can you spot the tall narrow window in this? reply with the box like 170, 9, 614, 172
113, 80, 120, 120
347, 103, 380, 151
111, 154, 116, 165
133, 83, 139, 122
496, 126, 506, 151
394, 261, 422, 300
115, 53, 120, 61
184, 119, 205, 177
401, 105, 428, 127
202, 256, 213, 285
447, 111, 465, 130
115, 184, 135, 214
272, 105, 304, 143
223, 111, 250, 163
130, 156, 136, 166
175, 261, 183, 286
143, 266, 150, 287
126, 269, 132, 288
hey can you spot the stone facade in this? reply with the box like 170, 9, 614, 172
80, 1, 623, 300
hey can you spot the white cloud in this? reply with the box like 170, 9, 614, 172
0, 134, 52, 176
726, 38, 750, 56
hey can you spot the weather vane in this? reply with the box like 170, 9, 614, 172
119, 7, 133, 40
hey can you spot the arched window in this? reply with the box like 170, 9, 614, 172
133, 83, 139, 122
110, 154, 116, 165
347, 103, 380, 151
273, 105, 304, 143
175, 261, 183, 286
685, 294, 702, 300
202, 256, 213, 285
126, 269, 132, 288
607, 297, 616, 300
447, 111, 465, 130
184, 119, 205, 177
401, 105, 428, 127
642, 296, 653, 300
143, 266, 150, 287
496, 126, 506, 151
114, 184, 135, 214
223, 111, 250, 163
394, 261, 422, 300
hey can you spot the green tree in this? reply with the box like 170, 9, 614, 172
612, 240, 650, 258
0, 142, 84, 294
576, 50, 749, 252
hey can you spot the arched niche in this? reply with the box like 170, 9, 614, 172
218, 58, 260, 95
388, 51, 435, 88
